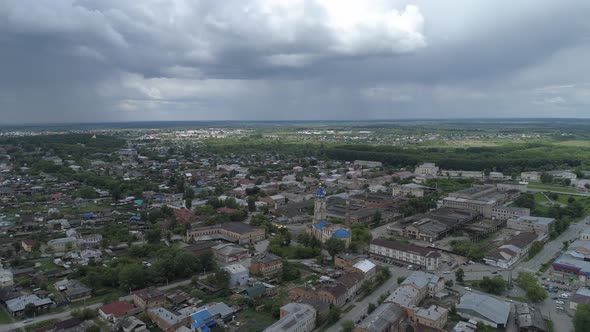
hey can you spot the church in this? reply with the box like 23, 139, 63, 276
306, 185, 351, 247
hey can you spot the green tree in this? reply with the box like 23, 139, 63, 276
479, 276, 507, 295
455, 268, 465, 283
368, 303, 376, 314
528, 241, 543, 259
85, 326, 101, 332
371, 210, 382, 225
118, 264, 146, 291
146, 228, 161, 244
397, 276, 406, 284
341, 320, 355, 332
526, 284, 548, 303
325, 237, 346, 261
575, 303, 590, 332
77, 186, 99, 199
327, 306, 341, 324
247, 197, 256, 212
24, 303, 37, 317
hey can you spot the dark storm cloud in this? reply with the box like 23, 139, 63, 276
0, 0, 589, 123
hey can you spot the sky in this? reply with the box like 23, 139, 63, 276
1, 0, 590, 124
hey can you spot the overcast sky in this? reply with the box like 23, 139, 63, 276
1, 0, 590, 124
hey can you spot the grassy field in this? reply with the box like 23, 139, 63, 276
25, 319, 59, 332
0, 308, 12, 324
556, 140, 590, 147
239, 308, 275, 327
527, 182, 577, 193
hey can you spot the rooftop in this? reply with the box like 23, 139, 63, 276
371, 238, 441, 258
357, 302, 404, 332
264, 303, 316, 332
456, 292, 510, 326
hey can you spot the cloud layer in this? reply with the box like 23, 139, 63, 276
0, 0, 589, 123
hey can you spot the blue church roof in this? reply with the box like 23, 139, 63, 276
316, 186, 326, 198
333, 229, 351, 239
314, 221, 330, 230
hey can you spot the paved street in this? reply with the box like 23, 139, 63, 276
0, 303, 103, 332
326, 266, 401, 332
514, 218, 588, 275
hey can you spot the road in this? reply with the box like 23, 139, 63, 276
527, 188, 588, 197
326, 266, 399, 332
0, 303, 103, 332
514, 217, 588, 275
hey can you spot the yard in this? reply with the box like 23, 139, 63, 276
527, 182, 577, 193
0, 308, 12, 324
238, 308, 275, 331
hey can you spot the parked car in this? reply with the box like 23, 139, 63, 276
557, 306, 565, 311
555, 300, 564, 305
464, 287, 472, 291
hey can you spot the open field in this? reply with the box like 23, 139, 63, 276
527, 182, 577, 193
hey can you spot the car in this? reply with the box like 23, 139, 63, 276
356, 320, 361, 324
557, 306, 565, 311
552, 297, 558, 300
443, 271, 451, 274
24, 319, 33, 323
464, 287, 472, 291
361, 315, 367, 319
555, 300, 564, 305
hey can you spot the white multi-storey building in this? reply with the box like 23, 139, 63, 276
369, 239, 440, 270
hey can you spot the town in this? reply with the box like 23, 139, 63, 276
1, 125, 590, 332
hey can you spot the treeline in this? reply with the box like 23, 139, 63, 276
325, 143, 590, 172
2, 134, 126, 158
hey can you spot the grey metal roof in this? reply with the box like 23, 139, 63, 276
6, 295, 53, 312
456, 292, 510, 326
357, 302, 404, 332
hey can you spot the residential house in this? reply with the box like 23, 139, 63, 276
133, 287, 166, 310
147, 307, 191, 332
21, 239, 36, 253
119, 316, 147, 332
515, 303, 546, 332
250, 253, 283, 278
55, 279, 92, 302
99, 301, 136, 323
47, 237, 78, 251
5, 294, 54, 316
264, 303, 316, 332
212, 243, 249, 264
484, 232, 538, 269
353, 302, 405, 332
223, 264, 249, 287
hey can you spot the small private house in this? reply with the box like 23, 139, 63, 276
222, 263, 249, 287
6, 294, 54, 316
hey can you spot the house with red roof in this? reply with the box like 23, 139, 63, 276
21, 239, 36, 253
174, 209, 195, 224
99, 301, 136, 323
217, 207, 237, 214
